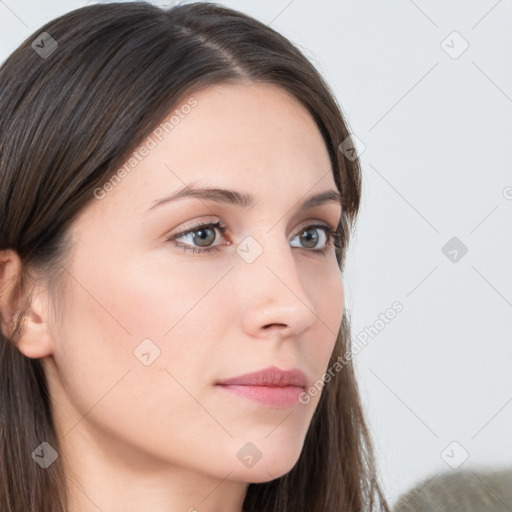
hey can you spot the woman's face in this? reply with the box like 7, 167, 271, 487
42, 82, 344, 484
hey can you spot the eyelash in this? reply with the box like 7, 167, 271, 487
167, 220, 342, 256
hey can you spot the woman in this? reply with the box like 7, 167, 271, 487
0, 2, 390, 511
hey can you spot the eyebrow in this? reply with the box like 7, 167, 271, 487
146, 183, 343, 213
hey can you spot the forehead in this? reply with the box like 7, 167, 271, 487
92, 82, 337, 218
154, 81, 329, 157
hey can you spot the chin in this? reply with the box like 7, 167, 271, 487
235, 442, 304, 483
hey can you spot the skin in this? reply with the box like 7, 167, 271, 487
3, 82, 344, 512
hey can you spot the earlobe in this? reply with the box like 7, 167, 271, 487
0, 249, 54, 359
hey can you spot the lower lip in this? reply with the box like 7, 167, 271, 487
216, 384, 304, 408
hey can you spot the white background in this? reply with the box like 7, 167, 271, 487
1, 0, 511, 507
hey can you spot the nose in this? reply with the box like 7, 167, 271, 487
236, 233, 318, 340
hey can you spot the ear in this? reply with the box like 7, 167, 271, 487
0, 249, 54, 359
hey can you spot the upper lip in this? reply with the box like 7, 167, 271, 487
216, 365, 307, 389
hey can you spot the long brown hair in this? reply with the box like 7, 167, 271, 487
0, 2, 390, 511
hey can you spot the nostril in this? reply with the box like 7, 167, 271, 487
263, 323, 287, 330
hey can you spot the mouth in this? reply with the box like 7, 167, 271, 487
215, 365, 307, 408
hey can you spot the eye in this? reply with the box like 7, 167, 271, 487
167, 220, 229, 255
290, 223, 341, 253
167, 220, 341, 255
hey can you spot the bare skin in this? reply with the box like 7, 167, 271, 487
1, 82, 344, 512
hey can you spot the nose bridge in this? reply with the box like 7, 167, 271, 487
235, 229, 317, 334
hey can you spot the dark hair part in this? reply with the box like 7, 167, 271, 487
0, 2, 389, 511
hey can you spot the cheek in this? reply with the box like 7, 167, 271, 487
50, 259, 228, 459
306, 262, 344, 366
303, 259, 344, 335
54, 249, 231, 387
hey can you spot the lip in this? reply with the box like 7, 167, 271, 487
215, 366, 307, 408
216, 365, 307, 388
